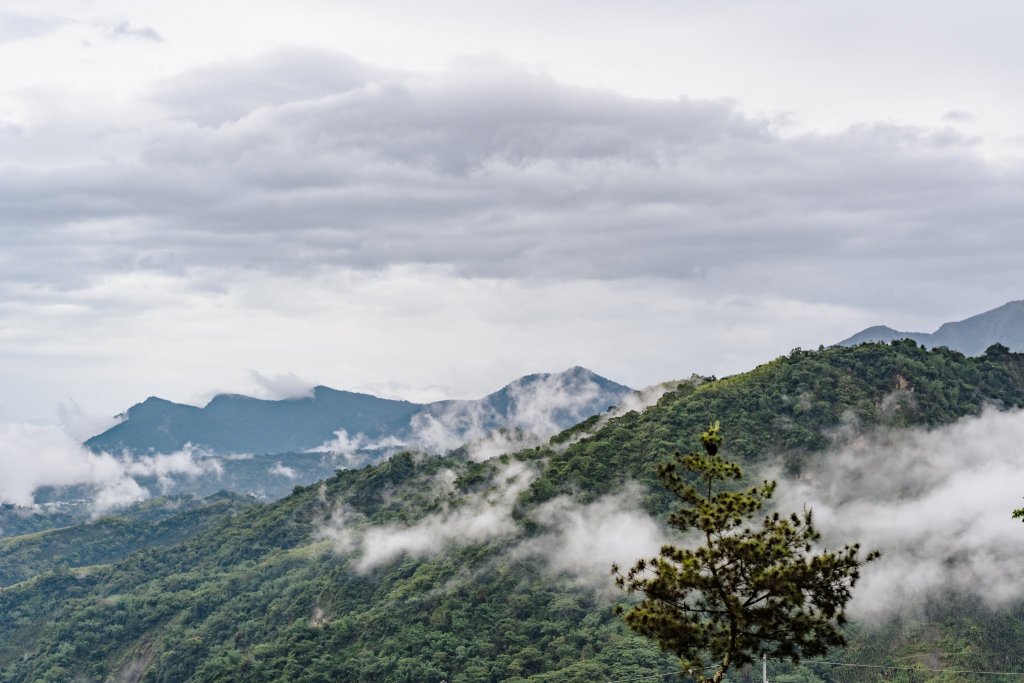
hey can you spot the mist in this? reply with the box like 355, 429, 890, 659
0, 422, 221, 514
310, 369, 623, 464
247, 370, 315, 400
307, 429, 405, 466
405, 370, 610, 460
319, 461, 537, 572
769, 407, 1024, 618
515, 483, 668, 591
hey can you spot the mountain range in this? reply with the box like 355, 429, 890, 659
85, 366, 632, 457
4, 340, 1024, 681
839, 299, 1024, 354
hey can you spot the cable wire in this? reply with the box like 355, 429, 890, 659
803, 659, 1024, 677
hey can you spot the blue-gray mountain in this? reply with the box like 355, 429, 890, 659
839, 300, 1024, 355
86, 366, 632, 457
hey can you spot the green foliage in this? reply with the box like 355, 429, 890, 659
0, 494, 254, 586
2, 342, 1024, 681
615, 423, 877, 682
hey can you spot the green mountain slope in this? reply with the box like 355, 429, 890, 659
0, 493, 256, 587
3, 342, 1024, 682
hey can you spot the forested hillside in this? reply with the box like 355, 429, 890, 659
3, 341, 1024, 682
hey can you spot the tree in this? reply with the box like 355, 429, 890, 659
613, 422, 877, 682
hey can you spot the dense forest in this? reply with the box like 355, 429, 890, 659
3, 341, 1024, 682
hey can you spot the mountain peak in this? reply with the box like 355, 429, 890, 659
86, 368, 633, 458
839, 300, 1024, 355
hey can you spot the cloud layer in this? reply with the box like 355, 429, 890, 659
2, 46, 1022, 421
517, 483, 668, 590
0, 422, 220, 513
770, 408, 1024, 618
5, 50, 1021, 299
319, 461, 537, 572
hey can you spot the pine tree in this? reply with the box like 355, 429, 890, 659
613, 422, 877, 682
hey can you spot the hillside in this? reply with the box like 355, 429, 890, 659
0, 492, 255, 587
839, 299, 1024, 355
3, 342, 1024, 681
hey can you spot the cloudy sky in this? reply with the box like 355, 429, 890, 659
2, 0, 1022, 426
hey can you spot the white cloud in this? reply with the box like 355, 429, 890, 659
268, 461, 297, 479
57, 397, 123, 442
247, 370, 314, 400
404, 368, 618, 460
516, 483, 668, 590
319, 461, 537, 571
769, 408, 1024, 618
0, 42, 1021, 423
307, 428, 405, 466
0, 422, 220, 512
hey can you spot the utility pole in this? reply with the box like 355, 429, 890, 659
762, 653, 767, 683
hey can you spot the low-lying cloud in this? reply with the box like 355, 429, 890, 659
405, 369, 616, 460
517, 483, 667, 590
268, 461, 297, 479
554, 377, 697, 451
0, 422, 220, 513
309, 369, 625, 464
248, 370, 315, 400
308, 429, 405, 466
319, 461, 537, 571
770, 408, 1024, 618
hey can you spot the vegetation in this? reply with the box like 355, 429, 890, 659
1, 341, 1023, 681
0, 492, 254, 586
615, 422, 877, 682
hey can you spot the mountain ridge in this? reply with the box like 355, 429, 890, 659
839, 299, 1024, 354
85, 367, 633, 457
5, 342, 1024, 681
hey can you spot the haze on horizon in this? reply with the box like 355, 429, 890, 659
2, 0, 1023, 425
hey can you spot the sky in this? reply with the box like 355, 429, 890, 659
2, 0, 1023, 426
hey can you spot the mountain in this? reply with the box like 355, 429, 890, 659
4, 341, 1024, 681
839, 299, 1024, 355
85, 367, 633, 457
85, 387, 421, 455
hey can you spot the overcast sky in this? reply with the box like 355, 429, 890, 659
1, 1, 1022, 426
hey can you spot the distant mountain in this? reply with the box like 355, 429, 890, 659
839, 300, 1024, 355
86, 387, 420, 456
85, 367, 633, 458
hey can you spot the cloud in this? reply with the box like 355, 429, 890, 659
516, 483, 667, 590
307, 429, 406, 466
554, 377, 699, 451
0, 422, 220, 513
768, 408, 1024, 619
319, 461, 537, 571
150, 48, 384, 126
108, 21, 162, 43
2, 48, 1022, 421
307, 368, 624, 465
0, 11, 65, 43
3, 48, 1021, 307
57, 397, 123, 442
405, 368, 614, 460
247, 370, 314, 400
268, 461, 297, 479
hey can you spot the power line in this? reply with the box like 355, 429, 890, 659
610, 659, 1024, 682
803, 659, 1024, 677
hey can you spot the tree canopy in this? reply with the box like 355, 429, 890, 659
614, 422, 878, 682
